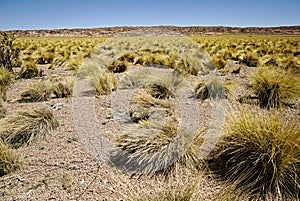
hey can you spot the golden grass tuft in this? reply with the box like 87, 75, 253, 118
0, 141, 20, 176
210, 108, 300, 199
108, 60, 129, 73
0, 107, 59, 148
19, 60, 41, 79
51, 77, 74, 98
91, 71, 117, 95
111, 84, 205, 175
134, 186, 195, 201
250, 66, 300, 108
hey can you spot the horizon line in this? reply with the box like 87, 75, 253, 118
2, 24, 300, 31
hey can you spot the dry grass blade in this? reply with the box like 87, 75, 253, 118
0, 107, 59, 148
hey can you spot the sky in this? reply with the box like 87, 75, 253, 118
0, 0, 299, 30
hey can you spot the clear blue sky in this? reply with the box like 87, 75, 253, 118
0, 0, 299, 30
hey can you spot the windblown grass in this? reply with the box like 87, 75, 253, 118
20, 77, 74, 102
210, 108, 300, 200
111, 83, 205, 175
0, 99, 6, 119
0, 107, 59, 148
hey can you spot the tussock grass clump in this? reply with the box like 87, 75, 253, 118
210, 109, 300, 199
212, 56, 227, 69
251, 66, 300, 108
91, 70, 117, 95
111, 83, 205, 174
0, 66, 14, 100
20, 80, 53, 102
20, 77, 74, 102
19, 60, 41, 79
108, 60, 129, 73
0, 142, 19, 176
194, 78, 227, 100
51, 77, 74, 98
0, 107, 59, 148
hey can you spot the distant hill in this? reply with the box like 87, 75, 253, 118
4, 25, 300, 37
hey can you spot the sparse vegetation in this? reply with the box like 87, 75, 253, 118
0, 107, 59, 148
0, 32, 299, 200
210, 109, 300, 200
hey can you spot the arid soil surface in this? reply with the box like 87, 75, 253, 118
0, 64, 224, 200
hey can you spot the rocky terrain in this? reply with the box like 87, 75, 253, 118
4, 25, 300, 37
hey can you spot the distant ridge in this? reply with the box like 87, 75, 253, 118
3, 25, 300, 37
